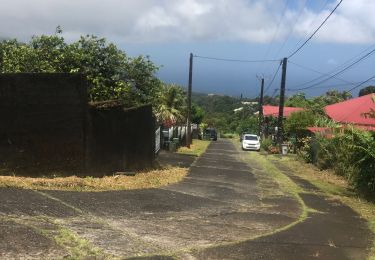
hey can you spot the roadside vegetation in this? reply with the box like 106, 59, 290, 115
298, 127, 375, 197
0, 28, 205, 128
0, 167, 188, 191
264, 154, 375, 258
177, 139, 210, 157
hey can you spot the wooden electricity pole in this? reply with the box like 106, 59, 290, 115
277, 57, 288, 146
186, 53, 193, 148
258, 77, 264, 137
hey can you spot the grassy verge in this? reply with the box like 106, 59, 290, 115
0, 167, 188, 191
267, 154, 375, 259
177, 139, 210, 157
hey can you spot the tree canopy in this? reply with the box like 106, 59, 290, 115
0, 30, 161, 108
359, 86, 375, 97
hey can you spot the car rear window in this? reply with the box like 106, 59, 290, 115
244, 135, 258, 141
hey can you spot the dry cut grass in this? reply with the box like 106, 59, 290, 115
0, 167, 188, 192
177, 139, 210, 157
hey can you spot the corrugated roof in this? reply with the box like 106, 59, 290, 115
263, 105, 304, 118
324, 94, 375, 126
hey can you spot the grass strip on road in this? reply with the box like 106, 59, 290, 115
0, 167, 188, 192
177, 139, 210, 157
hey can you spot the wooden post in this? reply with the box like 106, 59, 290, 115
258, 78, 264, 137
277, 57, 288, 146
187, 53, 193, 148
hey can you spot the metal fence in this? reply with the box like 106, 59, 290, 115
155, 127, 161, 154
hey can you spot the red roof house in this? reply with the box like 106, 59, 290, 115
324, 94, 375, 131
262, 105, 304, 118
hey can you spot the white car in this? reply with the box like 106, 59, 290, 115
242, 134, 260, 151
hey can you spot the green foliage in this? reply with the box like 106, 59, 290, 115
303, 128, 375, 196
192, 93, 244, 114
154, 84, 186, 126
236, 117, 258, 135
285, 90, 352, 115
284, 110, 316, 133
191, 93, 260, 134
191, 103, 205, 124
359, 86, 375, 97
0, 30, 161, 107
220, 133, 236, 138
285, 93, 310, 108
261, 138, 273, 151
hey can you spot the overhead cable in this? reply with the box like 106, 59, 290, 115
193, 55, 280, 63
288, 61, 355, 85
274, 0, 309, 58
288, 0, 343, 59
264, 61, 282, 94
288, 43, 375, 89
288, 46, 375, 91
347, 74, 375, 92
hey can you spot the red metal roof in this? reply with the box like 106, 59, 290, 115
307, 127, 329, 133
263, 105, 304, 118
324, 94, 375, 127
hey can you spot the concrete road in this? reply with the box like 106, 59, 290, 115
0, 140, 372, 259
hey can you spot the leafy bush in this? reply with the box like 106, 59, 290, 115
261, 138, 273, 151
303, 127, 375, 196
221, 133, 236, 139
297, 137, 314, 163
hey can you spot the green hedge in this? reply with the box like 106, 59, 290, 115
301, 128, 375, 196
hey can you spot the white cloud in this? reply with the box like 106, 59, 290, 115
327, 58, 338, 65
0, 0, 374, 44
294, 0, 375, 44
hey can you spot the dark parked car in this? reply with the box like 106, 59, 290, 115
204, 128, 217, 141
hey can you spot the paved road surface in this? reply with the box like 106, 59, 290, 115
0, 140, 371, 259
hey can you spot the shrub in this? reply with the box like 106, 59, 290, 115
221, 133, 236, 139
268, 145, 279, 154
297, 137, 313, 163
261, 138, 273, 151
303, 127, 375, 196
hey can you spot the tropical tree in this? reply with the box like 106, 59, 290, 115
284, 110, 316, 134
191, 103, 205, 124
154, 84, 186, 127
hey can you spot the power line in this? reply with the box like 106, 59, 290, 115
271, 88, 279, 98
263, 0, 290, 60
264, 61, 282, 95
286, 80, 375, 92
288, 0, 343, 59
289, 43, 375, 89
274, 0, 309, 58
347, 74, 375, 92
287, 0, 329, 56
288, 60, 355, 85
193, 55, 280, 63
288, 46, 375, 91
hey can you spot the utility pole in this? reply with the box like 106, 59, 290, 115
258, 78, 264, 137
277, 57, 288, 146
186, 53, 193, 148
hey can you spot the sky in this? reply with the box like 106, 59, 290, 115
0, 0, 375, 98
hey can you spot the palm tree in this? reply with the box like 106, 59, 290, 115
155, 84, 186, 127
